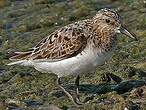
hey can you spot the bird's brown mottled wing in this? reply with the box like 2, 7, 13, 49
10, 25, 88, 61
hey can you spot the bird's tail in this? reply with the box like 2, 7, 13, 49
7, 51, 33, 66
9, 51, 32, 60
7, 60, 33, 66
7, 60, 27, 66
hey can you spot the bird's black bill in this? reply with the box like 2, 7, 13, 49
120, 27, 138, 41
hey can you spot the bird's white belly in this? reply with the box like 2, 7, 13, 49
32, 46, 113, 77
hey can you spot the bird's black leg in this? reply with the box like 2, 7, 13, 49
56, 77, 83, 105
75, 75, 80, 101
75, 75, 84, 104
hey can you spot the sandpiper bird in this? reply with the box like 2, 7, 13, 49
8, 8, 137, 105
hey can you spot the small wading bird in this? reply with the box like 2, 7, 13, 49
8, 8, 137, 105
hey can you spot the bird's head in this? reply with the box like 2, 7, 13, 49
92, 8, 137, 40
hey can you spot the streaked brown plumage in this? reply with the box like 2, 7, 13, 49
10, 9, 121, 61
8, 8, 137, 105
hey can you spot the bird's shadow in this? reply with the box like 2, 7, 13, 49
52, 80, 146, 98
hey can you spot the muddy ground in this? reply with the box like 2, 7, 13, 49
0, 0, 146, 110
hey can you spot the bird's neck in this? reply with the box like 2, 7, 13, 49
90, 24, 117, 52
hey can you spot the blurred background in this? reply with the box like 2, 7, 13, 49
0, 0, 146, 110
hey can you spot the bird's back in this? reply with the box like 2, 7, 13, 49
9, 19, 92, 62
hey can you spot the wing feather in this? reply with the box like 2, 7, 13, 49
10, 23, 89, 62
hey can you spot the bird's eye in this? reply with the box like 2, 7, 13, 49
105, 19, 110, 23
